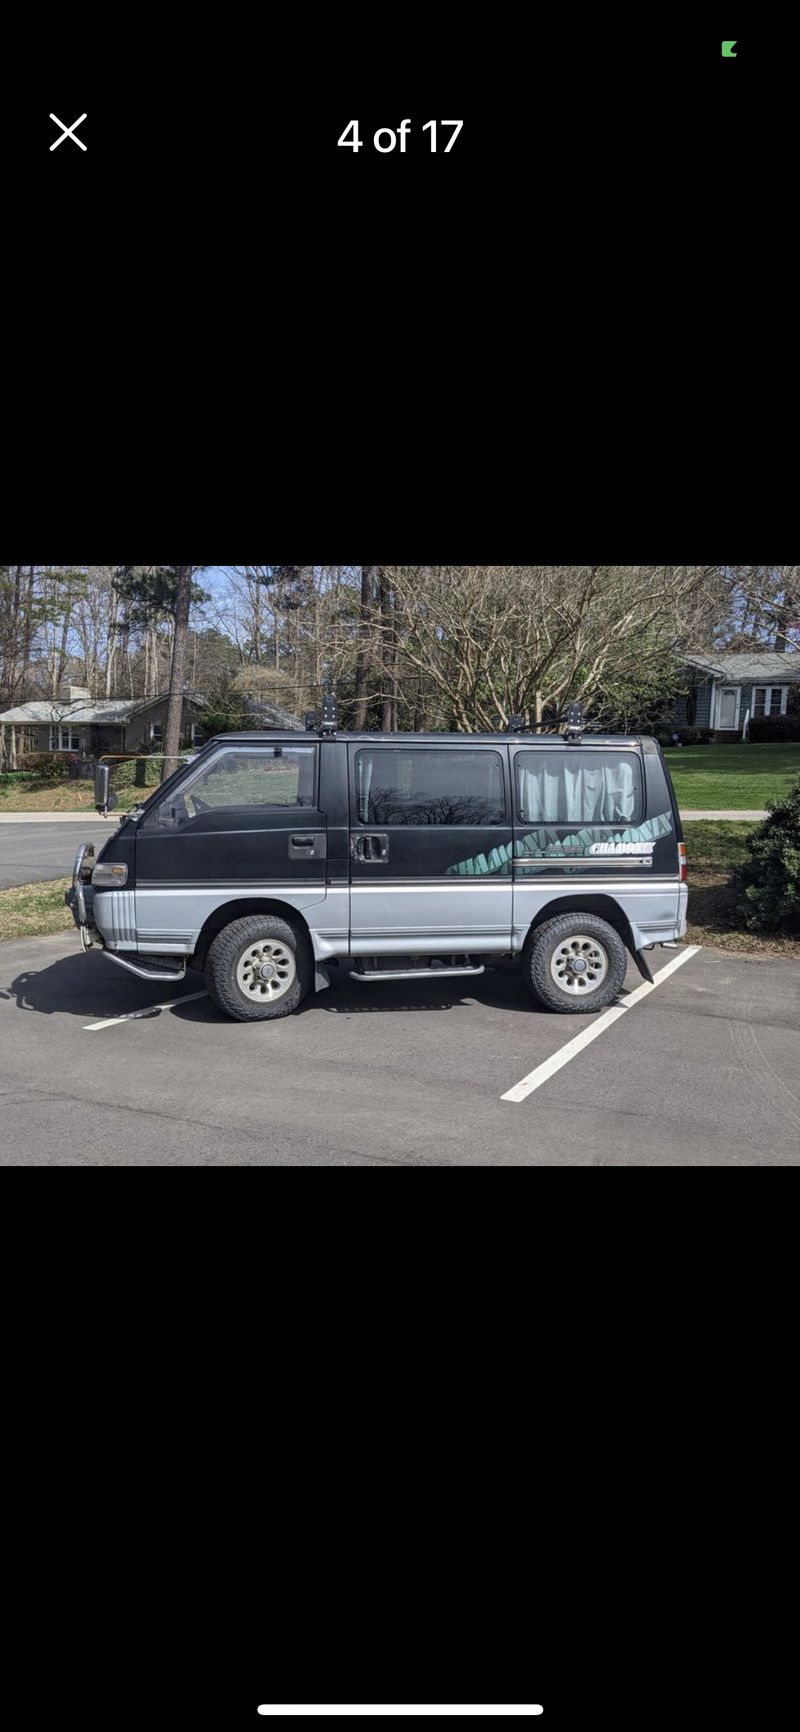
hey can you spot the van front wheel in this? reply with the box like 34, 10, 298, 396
206, 915, 312, 1021
524, 914, 627, 1014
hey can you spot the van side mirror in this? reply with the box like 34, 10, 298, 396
95, 763, 118, 814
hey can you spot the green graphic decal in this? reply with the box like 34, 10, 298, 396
722, 40, 737, 57
445, 845, 512, 877
446, 812, 673, 875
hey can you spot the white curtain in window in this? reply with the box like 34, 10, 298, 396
519, 757, 637, 824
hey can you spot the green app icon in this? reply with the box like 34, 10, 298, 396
722, 40, 737, 57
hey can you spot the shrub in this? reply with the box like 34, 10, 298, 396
136, 755, 163, 787
747, 715, 800, 743
735, 777, 800, 931
108, 757, 137, 789
109, 755, 165, 792
0, 771, 29, 786
663, 729, 712, 747
16, 750, 72, 779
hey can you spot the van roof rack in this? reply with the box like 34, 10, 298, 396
563, 701, 584, 742
318, 692, 337, 736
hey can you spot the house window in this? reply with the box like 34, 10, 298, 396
150, 722, 163, 745
753, 687, 787, 719
190, 722, 202, 746
49, 725, 82, 751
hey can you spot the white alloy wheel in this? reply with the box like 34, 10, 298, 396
549, 933, 609, 997
235, 938, 296, 1003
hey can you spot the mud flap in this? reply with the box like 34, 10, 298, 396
633, 947, 655, 984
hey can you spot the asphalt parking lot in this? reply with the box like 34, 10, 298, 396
1, 932, 799, 1165
0, 819, 114, 888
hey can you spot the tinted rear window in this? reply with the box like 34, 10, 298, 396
355, 748, 506, 826
515, 751, 643, 825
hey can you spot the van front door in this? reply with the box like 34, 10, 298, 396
134, 743, 326, 947
347, 742, 513, 957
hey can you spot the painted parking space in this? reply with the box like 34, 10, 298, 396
501, 946, 700, 1101
0, 932, 798, 1164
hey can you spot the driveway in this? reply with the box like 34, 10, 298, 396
0, 819, 114, 888
1, 933, 798, 1165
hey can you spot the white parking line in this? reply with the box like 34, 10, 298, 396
84, 991, 208, 1031
501, 945, 700, 1102
257, 1713, 544, 1720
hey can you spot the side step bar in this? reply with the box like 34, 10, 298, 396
352, 964, 486, 983
104, 951, 188, 984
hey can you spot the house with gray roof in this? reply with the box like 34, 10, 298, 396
671, 652, 800, 739
0, 686, 207, 763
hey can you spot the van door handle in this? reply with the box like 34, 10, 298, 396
352, 832, 390, 862
288, 832, 326, 860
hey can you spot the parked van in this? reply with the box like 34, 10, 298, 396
66, 713, 688, 1019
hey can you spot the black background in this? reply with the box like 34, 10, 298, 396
3, 12, 794, 549
3, 13, 795, 1730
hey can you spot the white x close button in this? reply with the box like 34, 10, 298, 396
50, 113, 87, 152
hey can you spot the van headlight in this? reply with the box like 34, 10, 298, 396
92, 862, 128, 887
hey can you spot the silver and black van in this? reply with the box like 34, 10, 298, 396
66, 709, 688, 1020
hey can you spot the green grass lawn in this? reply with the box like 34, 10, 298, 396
0, 877, 73, 942
683, 820, 799, 958
664, 743, 800, 809
0, 777, 140, 812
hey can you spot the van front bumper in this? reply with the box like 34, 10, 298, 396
65, 842, 99, 946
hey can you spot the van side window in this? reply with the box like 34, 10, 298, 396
515, 751, 643, 825
143, 747, 316, 831
355, 748, 505, 826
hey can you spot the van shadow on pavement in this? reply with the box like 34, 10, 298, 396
0, 952, 207, 1019
0, 951, 556, 1020
320, 964, 550, 1016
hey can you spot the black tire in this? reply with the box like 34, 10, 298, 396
205, 915, 312, 1022
523, 913, 627, 1014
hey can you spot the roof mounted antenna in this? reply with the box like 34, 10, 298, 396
507, 714, 526, 734
564, 701, 584, 742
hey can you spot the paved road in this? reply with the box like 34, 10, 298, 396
0, 820, 114, 889
1, 933, 798, 1165
682, 809, 767, 821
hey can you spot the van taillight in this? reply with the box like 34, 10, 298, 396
679, 842, 688, 884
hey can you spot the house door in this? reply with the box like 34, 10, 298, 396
718, 688, 739, 730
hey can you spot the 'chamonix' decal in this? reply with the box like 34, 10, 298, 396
446, 812, 673, 875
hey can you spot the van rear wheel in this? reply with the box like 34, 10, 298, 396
524, 913, 627, 1014
205, 915, 312, 1021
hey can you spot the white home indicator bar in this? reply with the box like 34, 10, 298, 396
257, 1711, 543, 1718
